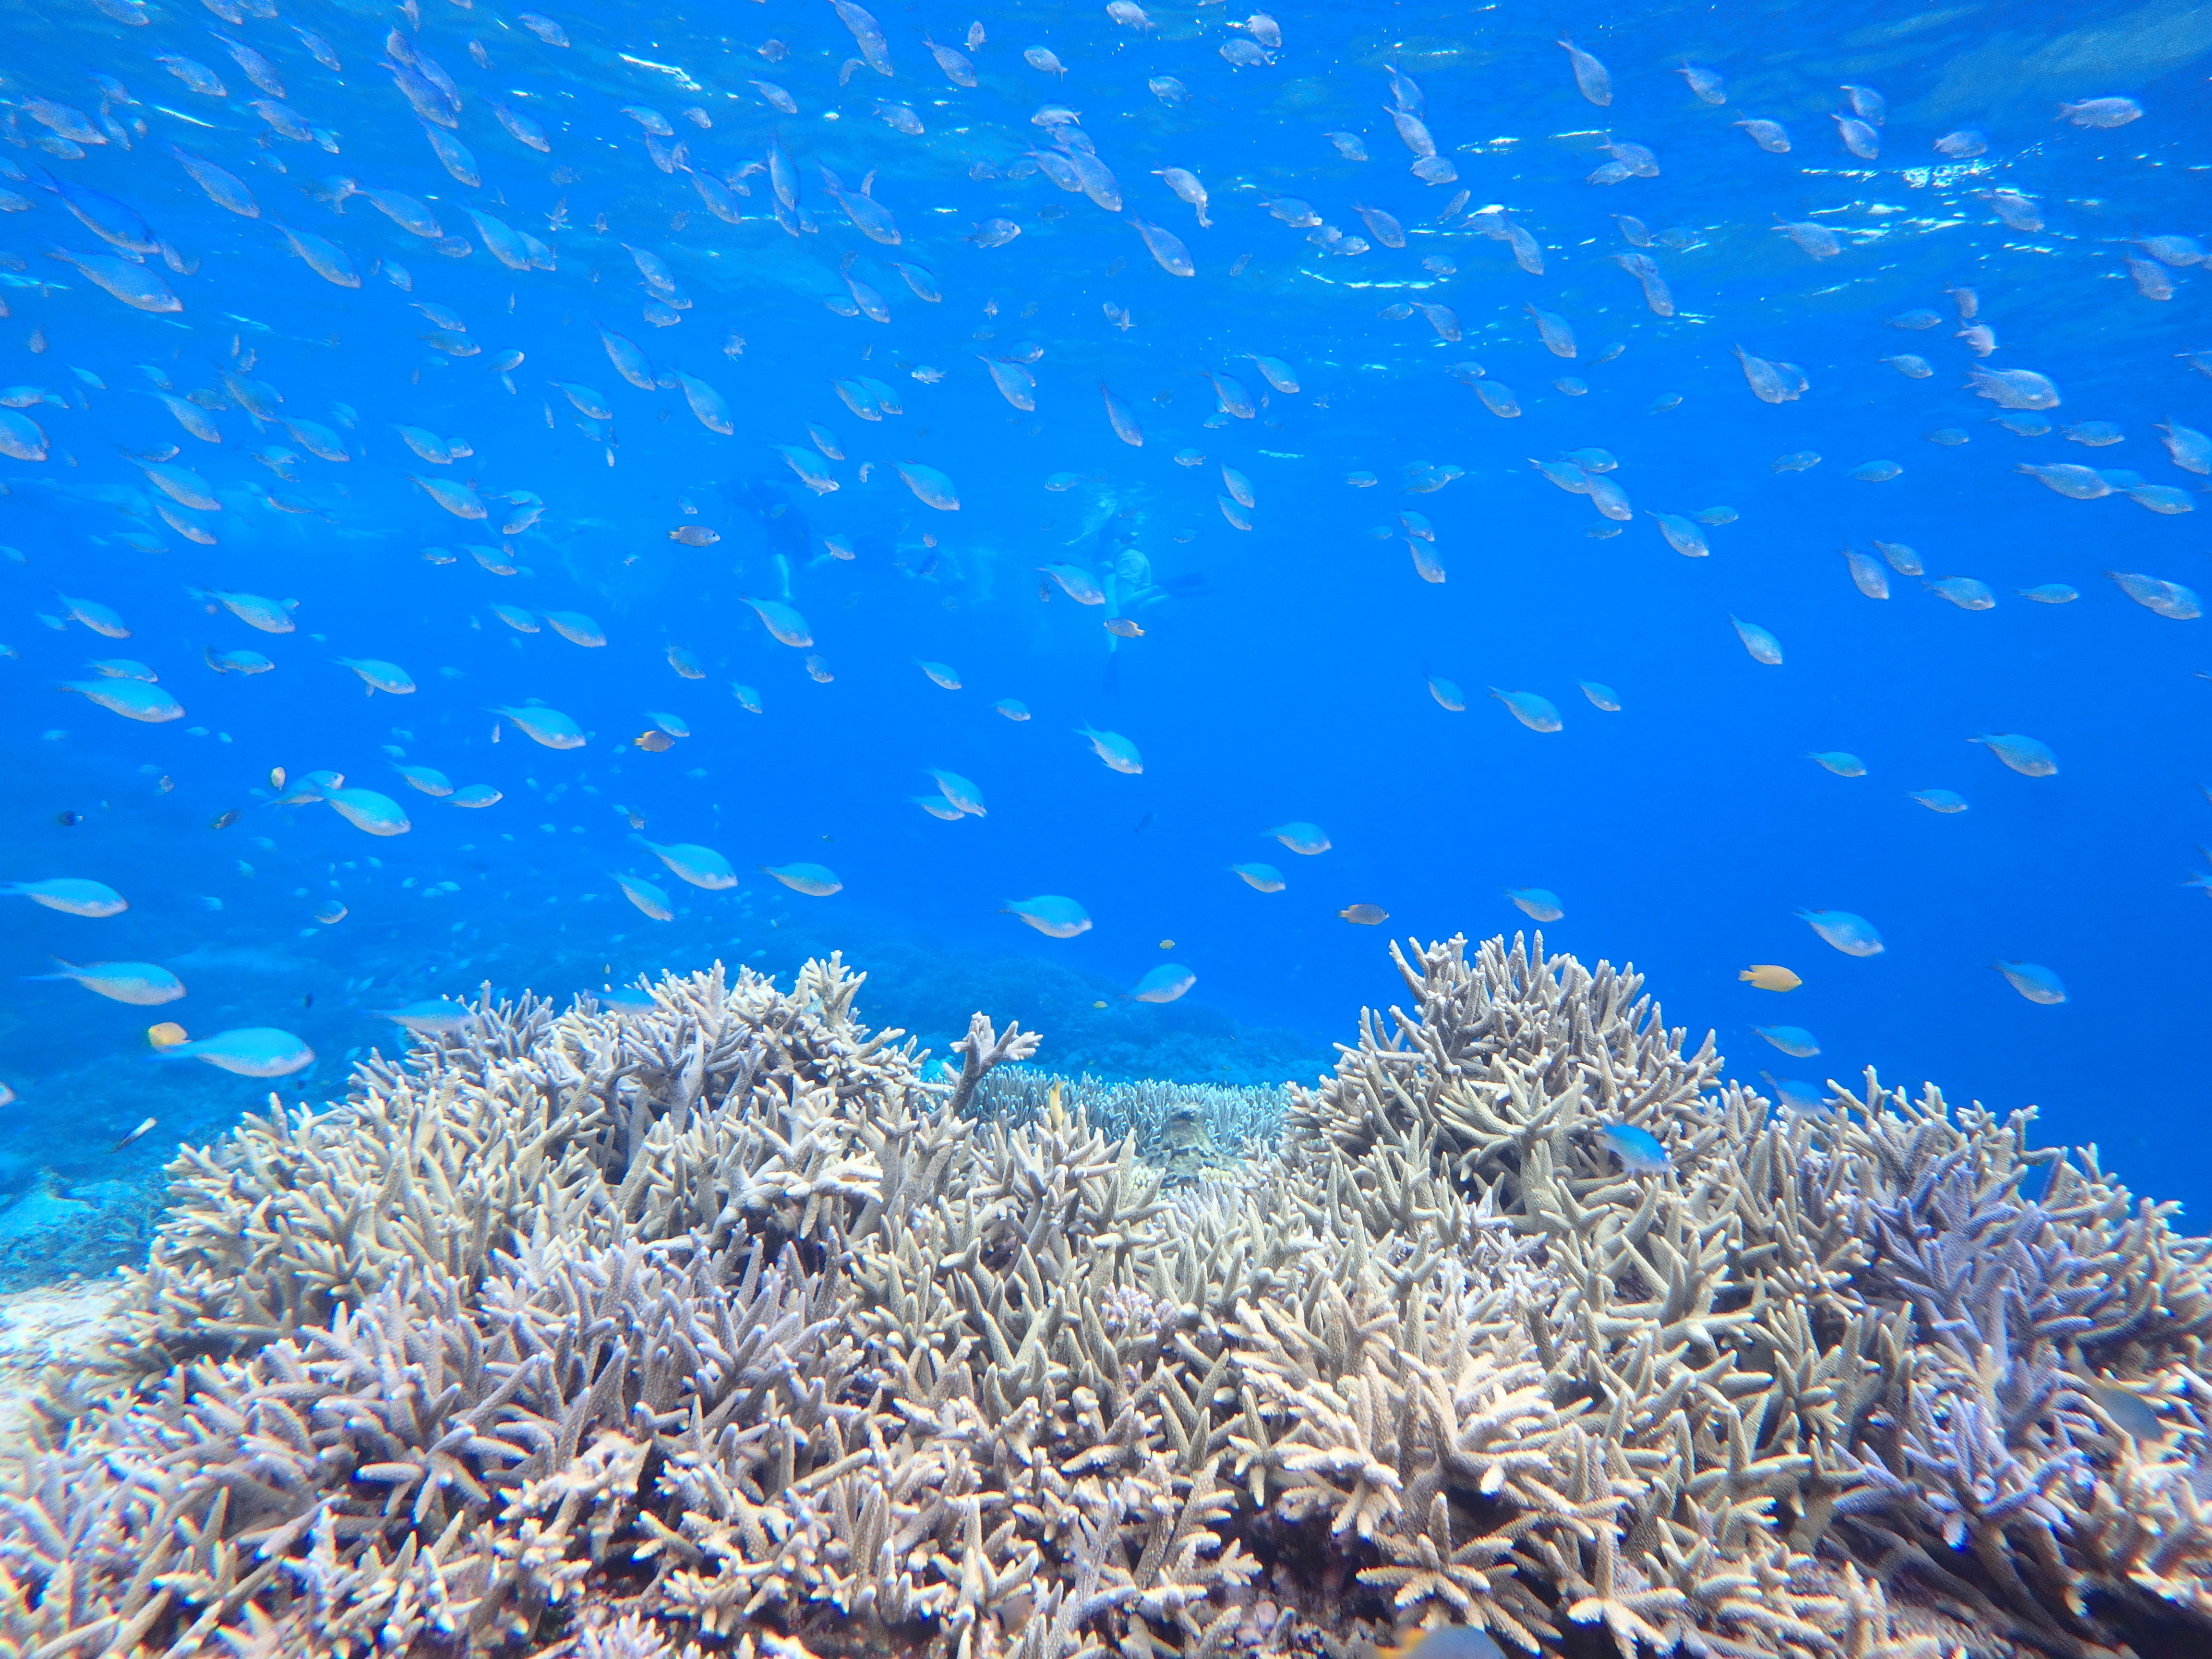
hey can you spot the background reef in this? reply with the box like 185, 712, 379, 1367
0, 900, 1331, 1290
6, 935, 2211, 1659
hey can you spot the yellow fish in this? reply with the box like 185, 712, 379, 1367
146, 1021, 189, 1048
1739, 964, 1802, 992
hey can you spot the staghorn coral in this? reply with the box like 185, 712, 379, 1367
973, 1070, 1288, 1182
5, 937, 2211, 1659
111, 957, 947, 1363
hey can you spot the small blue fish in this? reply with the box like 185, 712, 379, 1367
1755, 1025, 1820, 1058
763, 863, 843, 897
493, 704, 586, 749
1908, 789, 1969, 813
1760, 1072, 1830, 1115
325, 788, 411, 838
60, 678, 184, 723
1925, 577, 1996, 611
1968, 733, 2057, 777
376, 999, 478, 1035
926, 769, 986, 815
5, 877, 126, 916
1265, 821, 1331, 855
1491, 688, 1563, 732
1002, 895, 1092, 938
394, 766, 453, 797
33, 959, 183, 1005
1599, 1124, 1671, 1175
636, 838, 738, 890
1730, 616, 1785, 664
1994, 961, 2067, 1004
205, 647, 275, 675
896, 461, 960, 511
614, 873, 675, 920
1506, 887, 1564, 922
154, 1026, 313, 1077
1131, 963, 1196, 1003
1797, 909, 1885, 957
2092, 1383, 2165, 1442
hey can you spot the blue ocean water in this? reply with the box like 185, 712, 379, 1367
0, 0, 2207, 1241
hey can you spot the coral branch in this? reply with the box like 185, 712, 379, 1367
945, 1010, 1044, 1118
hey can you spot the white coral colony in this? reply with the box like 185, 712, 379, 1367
22, 940, 2207, 1659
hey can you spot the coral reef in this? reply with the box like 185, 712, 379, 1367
0, 1278, 127, 1445
4, 936, 2210, 1659
824, 929, 1332, 1086
0, 1171, 162, 1295
972, 1069, 1286, 1183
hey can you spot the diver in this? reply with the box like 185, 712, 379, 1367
1091, 511, 1212, 696
732, 475, 812, 599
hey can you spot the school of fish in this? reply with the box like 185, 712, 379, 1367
0, 0, 2199, 1140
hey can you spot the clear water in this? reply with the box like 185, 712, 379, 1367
0, 0, 2207, 1242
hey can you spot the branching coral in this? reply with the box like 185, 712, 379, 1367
5, 937, 2209, 1659
974, 1070, 1288, 1182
